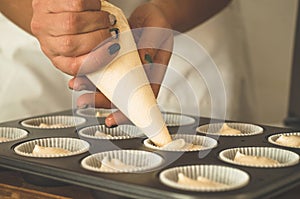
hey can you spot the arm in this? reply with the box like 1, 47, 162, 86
0, 0, 33, 34
150, 0, 232, 32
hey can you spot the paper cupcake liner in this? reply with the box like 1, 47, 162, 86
159, 165, 249, 192
78, 125, 144, 140
143, 134, 218, 152
268, 132, 300, 149
81, 150, 164, 173
14, 137, 90, 158
21, 115, 86, 129
76, 108, 117, 118
219, 147, 299, 168
0, 127, 28, 143
196, 123, 263, 136
162, 113, 195, 127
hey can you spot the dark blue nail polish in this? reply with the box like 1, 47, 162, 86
108, 43, 120, 55
145, 54, 153, 64
145, 54, 154, 69
110, 28, 120, 39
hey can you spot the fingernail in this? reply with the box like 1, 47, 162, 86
108, 43, 120, 55
77, 85, 87, 91
145, 54, 154, 69
109, 14, 117, 26
145, 54, 153, 64
109, 28, 119, 39
105, 117, 118, 128
78, 104, 89, 109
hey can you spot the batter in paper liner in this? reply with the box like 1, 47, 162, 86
96, 111, 110, 117
276, 135, 300, 147
218, 124, 241, 135
95, 131, 113, 138
0, 137, 10, 142
38, 123, 65, 128
32, 145, 70, 155
177, 173, 228, 188
87, 1, 171, 146
233, 151, 279, 166
160, 139, 202, 150
99, 156, 137, 172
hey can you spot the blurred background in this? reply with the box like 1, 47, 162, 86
0, 0, 298, 127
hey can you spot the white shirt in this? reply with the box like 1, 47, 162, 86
0, 14, 72, 122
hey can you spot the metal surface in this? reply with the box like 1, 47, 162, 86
0, 110, 299, 199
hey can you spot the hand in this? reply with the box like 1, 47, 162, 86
31, 0, 120, 76
69, 2, 173, 127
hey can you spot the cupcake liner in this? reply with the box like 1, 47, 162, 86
0, 127, 28, 143
81, 150, 164, 173
78, 125, 144, 140
219, 147, 299, 168
76, 108, 117, 118
143, 134, 217, 152
268, 132, 300, 149
196, 123, 263, 137
21, 115, 86, 129
162, 113, 195, 127
14, 137, 90, 158
159, 165, 249, 192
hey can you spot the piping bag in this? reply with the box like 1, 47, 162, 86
86, 1, 172, 146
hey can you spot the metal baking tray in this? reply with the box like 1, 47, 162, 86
0, 109, 299, 199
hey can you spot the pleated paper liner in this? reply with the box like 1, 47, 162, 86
21, 115, 86, 129
159, 165, 250, 192
78, 125, 144, 140
196, 122, 263, 136
268, 132, 300, 149
219, 147, 299, 168
14, 137, 90, 158
162, 113, 195, 126
143, 134, 217, 152
81, 150, 164, 173
76, 108, 117, 118
0, 127, 28, 143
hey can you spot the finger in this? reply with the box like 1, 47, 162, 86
136, 28, 173, 53
138, 49, 170, 98
69, 76, 97, 91
32, 0, 101, 13
51, 41, 120, 76
76, 92, 115, 109
105, 111, 132, 127
43, 29, 111, 57
41, 11, 112, 36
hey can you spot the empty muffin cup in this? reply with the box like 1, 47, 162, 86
76, 108, 117, 118
14, 137, 90, 158
268, 132, 300, 149
143, 134, 217, 152
81, 150, 164, 173
159, 165, 250, 192
0, 127, 28, 143
162, 113, 195, 126
196, 122, 263, 136
78, 125, 144, 140
21, 115, 86, 129
219, 147, 299, 168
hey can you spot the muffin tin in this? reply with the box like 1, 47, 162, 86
0, 109, 300, 198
